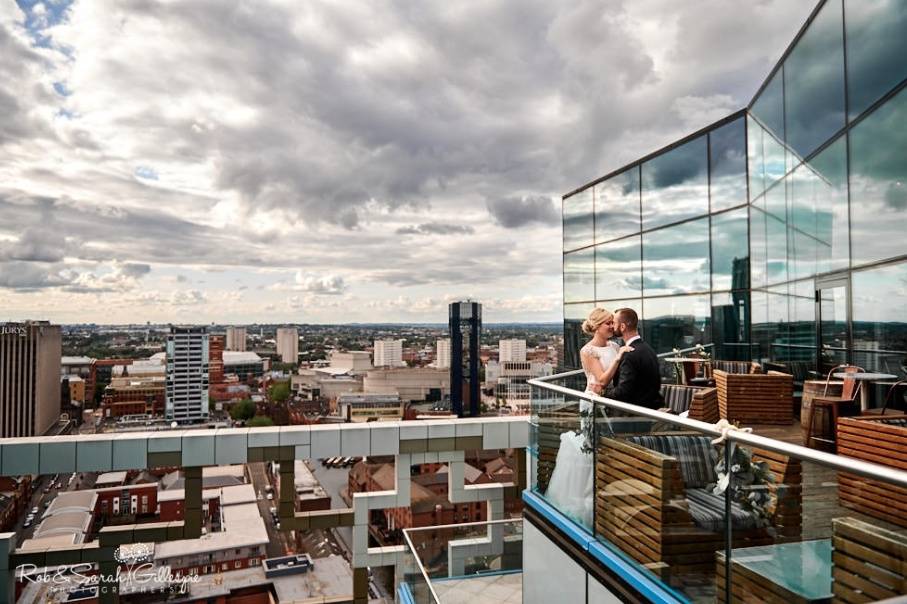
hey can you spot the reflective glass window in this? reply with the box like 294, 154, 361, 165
750, 207, 768, 289
852, 262, 907, 375
751, 68, 785, 140
748, 117, 766, 200
642, 217, 710, 296
563, 188, 593, 251
764, 178, 787, 223
763, 130, 789, 192
564, 303, 595, 369
789, 229, 818, 281
595, 236, 641, 300
789, 279, 817, 365
765, 213, 788, 285
711, 208, 750, 291
750, 290, 769, 362
642, 295, 711, 354
595, 167, 640, 243
849, 88, 907, 266
711, 291, 752, 361
784, 0, 845, 159
563, 248, 594, 303
767, 283, 791, 362
845, 0, 907, 120
641, 136, 708, 230
709, 117, 747, 211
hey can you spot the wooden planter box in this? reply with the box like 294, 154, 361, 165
715, 370, 794, 425
836, 415, 907, 528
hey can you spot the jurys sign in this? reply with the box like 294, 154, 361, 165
0, 324, 28, 337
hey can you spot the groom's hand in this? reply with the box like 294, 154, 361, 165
590, 383, 604, 395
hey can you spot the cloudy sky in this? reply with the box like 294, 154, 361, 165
0, 0, 815, 324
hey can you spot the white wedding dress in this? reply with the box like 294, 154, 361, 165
545, 341, 618, 528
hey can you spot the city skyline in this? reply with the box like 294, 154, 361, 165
0, 1, 815, 323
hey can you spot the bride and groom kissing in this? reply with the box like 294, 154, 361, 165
545, 307, 663, 527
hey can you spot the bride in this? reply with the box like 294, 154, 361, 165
545, 307, 631, 528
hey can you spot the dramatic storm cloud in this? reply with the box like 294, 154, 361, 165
0, 0, 814, 323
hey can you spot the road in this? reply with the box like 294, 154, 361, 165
15, 471, 90, 546
311, 462, 353, 552
247, 461, 293, 558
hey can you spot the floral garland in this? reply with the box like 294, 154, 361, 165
711, 443, 777, 532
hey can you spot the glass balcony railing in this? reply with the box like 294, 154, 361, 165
400, 519, 523, 604
529, 370, 907, 603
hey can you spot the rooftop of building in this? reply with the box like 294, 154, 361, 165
61, 356, 96, 365
94, 471, 128, 486
43, 491, 97, 518
33, 511, 92, 541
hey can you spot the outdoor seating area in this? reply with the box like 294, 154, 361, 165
714, 369, 794, 425
595, 434, 802, 582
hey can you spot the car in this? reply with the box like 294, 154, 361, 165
266, 493, 273, 501
257, 492, 263, 501
43, 501, 50, 508
23, 520, 31, 529
269, 507, 277, 516
43, 485, 51, 494
31, 507, 39, 515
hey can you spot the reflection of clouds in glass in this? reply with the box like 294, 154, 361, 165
784, 0, 845, 159
595, 167, 640, 243
642, 294, 710, 353
750, 207, 767, 289
849, 87, 907, 266
563, 189, 593, 251
564, 302, 595, 321
641, 135, 708, 230
711, 208, 749, 290
853, 262, 907, 328
710, 117, 747, 211
564, 247, 594, 302
642, 218, 710, 295
845, 0, 907, 119
751, 69, 784, 142
595, 236, 641, 300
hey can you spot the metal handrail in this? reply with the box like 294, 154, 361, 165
656, 343, 714, 359
528, 377, 907, 489
402, 525, 441, 604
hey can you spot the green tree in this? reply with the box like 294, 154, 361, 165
229, 399, 256, 421
247, 415, 274, 427
268, 381, 291, 404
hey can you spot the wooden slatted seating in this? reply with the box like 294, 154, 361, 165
715, 369, 794, 425
595, 434, 801, 581
832, 517, 907, 603
660, 384, 720, 423
836, 415, 907, 528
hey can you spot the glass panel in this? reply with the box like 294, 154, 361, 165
790, 229, 818, 282
849, 87, 907, 266
641, 135, 709, 230
845, 0, 907, 119
642, 217, 710, 296
765, 213, 789, 285
750, 207, 768, 289
852, 262, 907, 376
711, 208, 750, 291
819, 284, 848, 372
712, 291, 752, 361
789, 279, 817, 365
564, 303, 595, 370
595, 236, 641, 300
595, 167, 640, 243
793, 136, 849, 273
767, 283, 791, 363
763, 130, 789, 192
642, 294, 711, 354
784, 0, 845, 160
748, 116, 766, 201
563, 188, 594, 252
709, 117, 748, 212
751, 289, 769, 363
563, 248, 594, 303
751, 68, 785, 141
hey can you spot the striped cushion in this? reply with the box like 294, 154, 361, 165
714, 361, 752, 374
627, 435, 717, 488
660, 385, 695, 414
686, 488, 759, 533
880, 418, 907, 427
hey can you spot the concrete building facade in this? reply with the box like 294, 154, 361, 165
276, 327, 299, 364
0, 321, 61, 437
225, 326, 247, 352
435, 339, 451, 369
373, 339, 404, 368
499, 339, 527, 363
165, 326, 209, 423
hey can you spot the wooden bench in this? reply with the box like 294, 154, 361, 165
832, 517, 907, 603
836, 415, 907, 528
715, 370, 794, 425
661, 384, 720, 424
595, 435, 801, 581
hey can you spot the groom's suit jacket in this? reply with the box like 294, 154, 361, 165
605, 338, 663, 409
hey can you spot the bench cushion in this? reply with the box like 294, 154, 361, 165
627, 435, 717, 488
661, 385, 695, 414
686, 488, 759, 533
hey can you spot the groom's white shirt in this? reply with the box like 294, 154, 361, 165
624, 334, 641, 346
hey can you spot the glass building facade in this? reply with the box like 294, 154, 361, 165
563, 0, 907, 379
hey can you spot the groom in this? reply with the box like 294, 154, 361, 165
604, 308, 663, 409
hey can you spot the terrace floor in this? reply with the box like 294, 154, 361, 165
431, 573, 522, 604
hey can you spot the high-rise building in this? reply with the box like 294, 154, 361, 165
373, 339, 404, 368
449, 301, 481, 417
276, 327, 299, 364
209, 335, 225, 384
165, 326, 209, 423
435, 339, 451, 369
0, 321, 61, 437
225, 326, 247, 352
499, 339, 527, 363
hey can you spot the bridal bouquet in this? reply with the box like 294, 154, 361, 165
711, 443, 776, 531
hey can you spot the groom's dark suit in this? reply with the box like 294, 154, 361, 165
605, 337, 663, 409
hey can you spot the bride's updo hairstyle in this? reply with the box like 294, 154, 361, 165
581, 307, 613, 335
